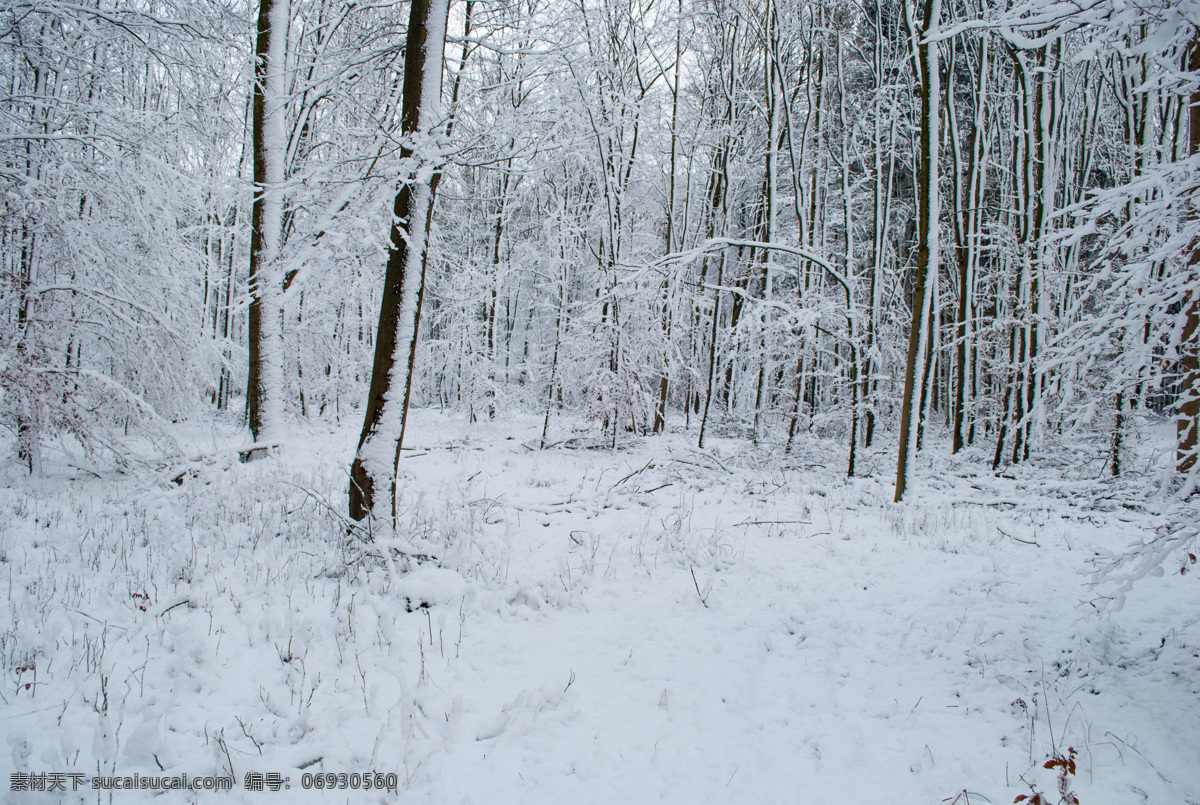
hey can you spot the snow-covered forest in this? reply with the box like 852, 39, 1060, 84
2, 0, 1199, 801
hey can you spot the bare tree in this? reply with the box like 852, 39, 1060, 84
246, 0, 289, 444
1180, 35, 1200, 473
349, 0, 451, 523
895, 0, 941, 501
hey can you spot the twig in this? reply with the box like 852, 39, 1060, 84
1041, 663, 1056, 753
71, 610, 128, 631
236, 717, 263, 755
611, 459, 654, 489
686, 448, 730, 472
1102, 731, 1159, 770
998, 526, 1040, 546
215, 731, 235, 780
690, 565, 709, 608
156, 600, 191, 618
284, 481, 372, 543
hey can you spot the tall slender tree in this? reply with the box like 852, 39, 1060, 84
1179, 34, 1200, 474
895, 0, 941, 501
246, 0, 290, 443
349, 0, 451, 523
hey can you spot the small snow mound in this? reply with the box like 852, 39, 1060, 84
396, 565, 468, 609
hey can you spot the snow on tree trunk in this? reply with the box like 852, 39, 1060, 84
246, 0, 289, 444
895, 0, 940, 502
349, 0, 450, 524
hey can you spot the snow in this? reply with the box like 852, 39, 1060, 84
2, 411, 1198, 803
418, 0, 449, 137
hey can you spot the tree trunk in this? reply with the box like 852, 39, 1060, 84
1177, 36, 1200, 474
349, 0, 450, 523
951, 35, 987, 455
653, 0, 683, 435
895, 0, 940, 502
246, 0, 288, 443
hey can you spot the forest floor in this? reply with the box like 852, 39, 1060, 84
1, 410, 1198, 804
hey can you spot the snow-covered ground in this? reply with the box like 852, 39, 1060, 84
2, 411, 1198, 803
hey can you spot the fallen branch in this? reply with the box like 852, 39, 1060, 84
238, 442, 282, 463
611, 459, 654, 490
998, 526, 1040, 547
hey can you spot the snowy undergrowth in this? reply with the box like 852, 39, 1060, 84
1, 412, 1197, 803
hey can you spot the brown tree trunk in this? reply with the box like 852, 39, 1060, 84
1178, 36, 1200, 474
246, 0, 287, 443
653, 0, 683, 435
951, 35, 987, 455
349, 0, 450, 523
895, 0, 940, 502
